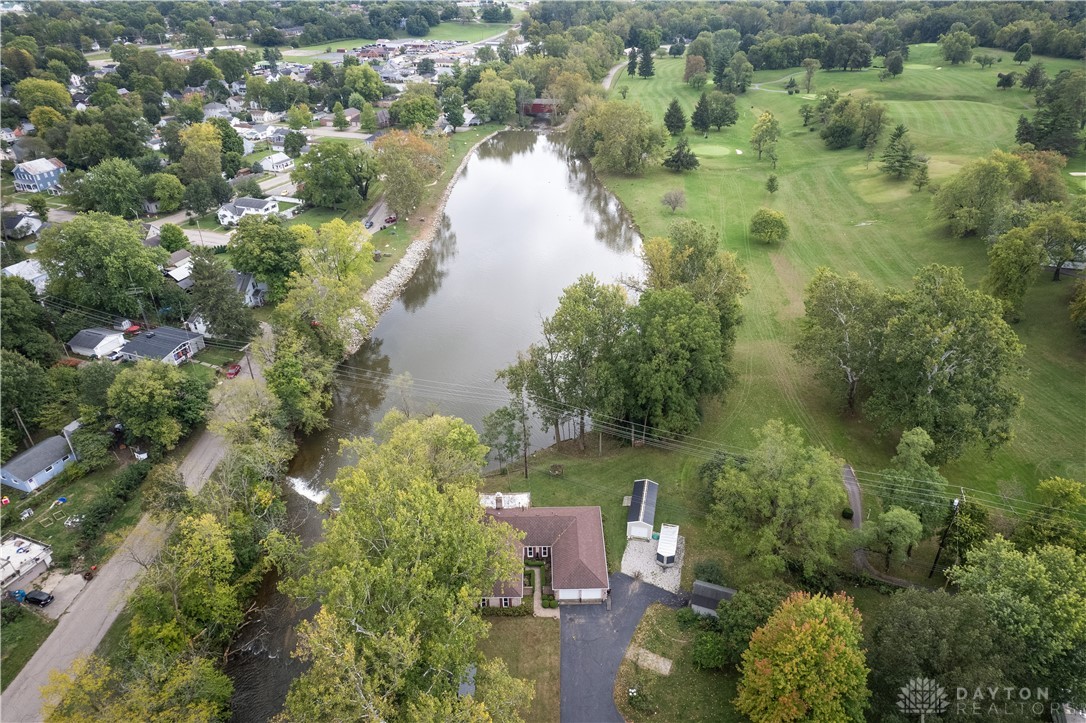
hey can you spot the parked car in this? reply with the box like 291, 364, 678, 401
364, 220, 374, 229
107, 350, 125, 361
384, 215, 397, 224
225, 363, 242, 379
24, 590, 54, 607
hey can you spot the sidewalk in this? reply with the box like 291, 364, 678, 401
532, 567, 559, 619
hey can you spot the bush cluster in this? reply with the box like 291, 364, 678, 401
480, 599, 532, 617
78, 462, 151, 548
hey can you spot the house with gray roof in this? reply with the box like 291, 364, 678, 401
13, 157, 66, 194
0, 434, 78, 493
119, 326, 205, 365
67, 327, 125, 358
217, 197, 278, 226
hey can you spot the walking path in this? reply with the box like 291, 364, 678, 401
531, 567, 560, 619
0, 334, 273, 723
842, 464, 919, 589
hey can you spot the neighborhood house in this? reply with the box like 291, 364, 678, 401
67, 327, 125, 358
0, 434, 78, 494
264, 152, 294, 172
2, 258, 48, 295
12, 157, 66, 194
217, 197, 279, 226
0, 535, 53, 591
690, 580, 737, 618
119, 326, 205, 365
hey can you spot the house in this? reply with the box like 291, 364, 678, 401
521, 98, 559, 117
2, 258, 48, 294
203, 102, 231, 119
656, 523, 679, 567
250, 109, 279, 124
244, 123, 275, 141
166, 249, 193, 272
689, 580, 736, 618
0, 434, 77, 493
226, 95, 246, 113
233, 271, 268, 307
1, 214, 43, 240
67, 327, 125, 358
484, 505, 609, 604
13, 157, 66, 194
626, 478, 658, 540
343, 107, 361, 125
217, 197, 279, 226
119, 326, 205, 365
375, 108, 391, 128
264, 152, 293, 172
268, 128, 292, 150
1, 535, 53, 591
0, 127, 16, 143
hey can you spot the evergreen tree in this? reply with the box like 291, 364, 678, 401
912, 162, 930, 191
638, 47, 655, 78
1013, 42, 1032, 64
664, 98, 687, 136
1021, 62, 1048, 93
627, 49, 638, 76
766, 174, 779, 194
662, 137, 699, 172
879, 123, 918, 179
1016, 115, 1037, 146
691, 92, 711, 134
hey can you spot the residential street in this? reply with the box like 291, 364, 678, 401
0, 335, 273, 723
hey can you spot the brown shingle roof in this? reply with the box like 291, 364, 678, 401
487, 507, 609, 592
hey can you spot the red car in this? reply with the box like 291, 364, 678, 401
384, 215, 398, 224
225, 363, 242, 379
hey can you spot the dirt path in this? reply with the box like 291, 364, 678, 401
601, 59, 629, 91
0, 338, 279, 722
842, 464, 919, 589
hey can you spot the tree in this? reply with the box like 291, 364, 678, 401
795, 269, 887, 411
145, 173, 184, 213
876, 428, 950, 535
468, 70, 515, 123
749, 208, 788, 244
765, 174, 778, 194
158, 223, 189, 254
0, 278, 58, 366
868, 590, 1014, 721
344, 65, 385, 103
1013, 42, 1032, 64
179, 122, 222, 183
28, 106, 64, 135
1021, 208, 1086, 281
266, 328, 333, 434
706, 91, 738, 130
638, 46, 655, 79
662, 137, 699, 172
878, 123, 919, 180
1014, 477, 1086, 555
932, 149, 1029, 237
885, 50, 904, 77
38, 213, 166, 317
75, 158, 144, 218
392, 87, 443, 128
690, 93, 711, 134
801, 57, 820, 93
684, 55, 706, 83
799, 104, 814, 126
1030, 69, 1086, 155
950, 537, 1086, 706
866, 506, 923, 571
939, 30, 975, 65
26, 193, 50, 221
227, 216, 303, 302
626, 49, 638, 77
662, 98, 686, 136
14, 78, 70, 114
373, 130, 445, 219
281, 412, 523, 719
868, 265, 1024, 462
708, 420, 847, 578
996, 71, 1018, 90
441, 88, 465, 130
661, 189, 686, 213
1073, 281, 1086, 334
292, 141, 379, 210
283, 130, 305, 159
943, 500, 991, 566
912, 162, 930, 191
480, 405, 521, 474
728, 51, 754, 93
736, 592, 869, 722
567, 98, 667, 175
749, 111, 779, 160
984, 228, 1045, 319
1016, 147, 1069, 204
108, 361, 209, 450
286, 103, 311, 130
189, 252, 258, 341
1021, 62, 1049, 93
713, 580, 794, 667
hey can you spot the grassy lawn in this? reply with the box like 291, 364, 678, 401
195, 346, 242, 366
0, 611, 56, 692
0, 178, 69, 209
477, 616, 561, 723
600, 45, 1085, 508
614, 604, 742, 722
180, 360, 218, 385
283, 22, 513, 61
188, 210, 226, 233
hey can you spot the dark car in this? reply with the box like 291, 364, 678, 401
24, 590, 54, 607
384, 215, 397, 224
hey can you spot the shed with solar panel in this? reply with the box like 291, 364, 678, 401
626, 479, 658, 540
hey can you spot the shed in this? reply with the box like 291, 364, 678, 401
690, 580, 736, 618
626, 478, 658, 540
67, 327, 125, 358
656, 523, 679, 566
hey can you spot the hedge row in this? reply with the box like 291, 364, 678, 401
77, 462, 151, 547
480, 599, 532, 617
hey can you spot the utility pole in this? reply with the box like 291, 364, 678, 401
12, 408, 34, 447
929, 494, 962, 578
242, 343, 255, 379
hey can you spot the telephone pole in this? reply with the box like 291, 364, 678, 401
929, 493, 963, 578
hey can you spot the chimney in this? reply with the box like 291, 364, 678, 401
494, 492, 503, 510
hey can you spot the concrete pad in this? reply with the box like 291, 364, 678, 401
620, 536, 684, 593
37, 571, 88, 620
625, 646, 673, 675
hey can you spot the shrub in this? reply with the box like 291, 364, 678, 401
78, 462, 151, 547
691, 630, 729, 669
693, 560, 727, 586
1, 598, 26, 624
480, 599, 531, 617
676, 607, 702, 630
842, 507, 854, 520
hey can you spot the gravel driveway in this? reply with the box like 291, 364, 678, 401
620, 536, 684, 593
560, 573, 681, 723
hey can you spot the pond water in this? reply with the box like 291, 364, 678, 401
225, 130, 643, 720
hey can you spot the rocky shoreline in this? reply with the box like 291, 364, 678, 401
344, 128, 504, 356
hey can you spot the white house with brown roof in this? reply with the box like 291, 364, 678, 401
484, 505, 609, 605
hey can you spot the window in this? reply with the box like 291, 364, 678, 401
541, 546, 549, 558
501, 598, 510, 608
62, 455, 71, 461
526, 547, 534, 558
44, 465, 53, 473
480, 598, 489, 607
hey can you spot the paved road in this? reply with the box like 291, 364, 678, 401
842, 464, 916, 589
601, 59, 629, 92
560, 573, 681, 723
5, 203, 76, 224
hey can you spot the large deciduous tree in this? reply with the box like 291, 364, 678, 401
950, 537, 1086, 707
291, 140, 378, 210
227, 216, 303, 302
939, 30, 975, 64
749, 110, 780, 160
736, 592, 869, 722
710, 580, 794, 668
865, 506, 923, 571
373, 130, 445, 219
107, 361, 209, 450
71, 158, 144, 218
567, 97, 667, 175
1, 278, 58, 366
266, 328, 334, 434
189, 252, 258, 341
984, 226, 1046, 319
876, 427, 950, 535
38, 213, 166, 316
708, 420, 847, 578
932, 149, 1029, 238
178, 122, 223, 183
749, 207, 789, 244
1013, 477, 1086, 554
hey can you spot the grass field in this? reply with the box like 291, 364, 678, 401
0, 611, 56, 691
602, 45, 1085, 507
477, 616, 561, 722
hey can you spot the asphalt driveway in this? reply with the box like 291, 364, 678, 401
560, 573, 681, 723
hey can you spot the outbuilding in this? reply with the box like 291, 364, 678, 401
656, 523, 679, 566
67, 327, 125, 358
690, 580, 737, 618
626, 478, 658, 540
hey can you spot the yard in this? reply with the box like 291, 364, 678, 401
477, 616, 561, 723
0, 609, 56, 692
614, 604, 742, 723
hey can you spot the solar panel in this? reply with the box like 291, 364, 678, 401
643, 481, 658, 525
627, 479, 645, 523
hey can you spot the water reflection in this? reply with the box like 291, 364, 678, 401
566, 156, 640, 253
398, 214, 456, 312
474, 128, 538, 161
